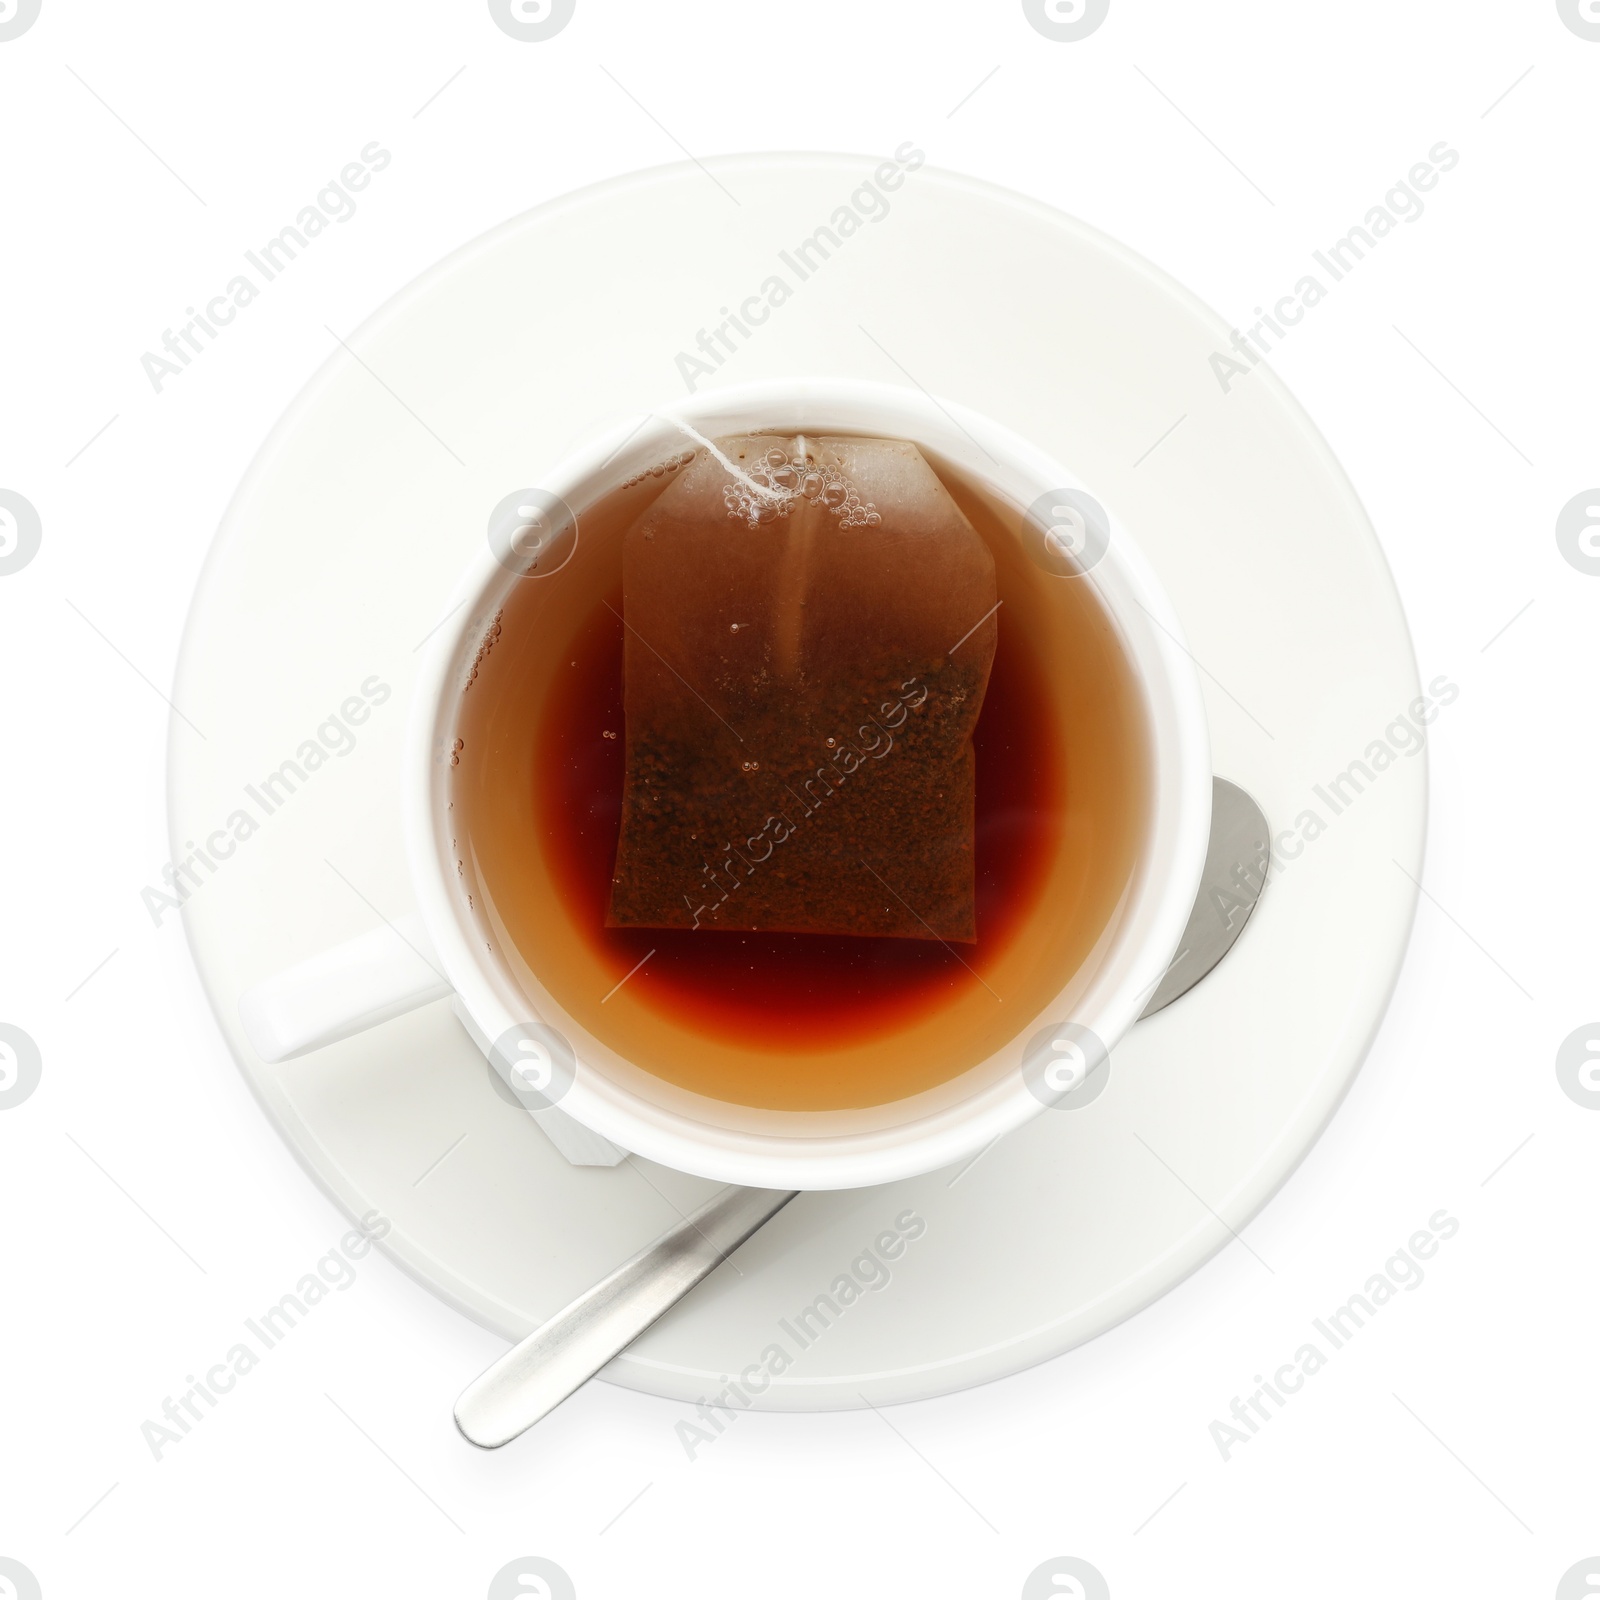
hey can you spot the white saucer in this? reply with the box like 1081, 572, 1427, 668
169, 156, 1425, 1410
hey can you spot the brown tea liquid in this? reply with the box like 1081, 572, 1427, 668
452, 450, 1150, 1112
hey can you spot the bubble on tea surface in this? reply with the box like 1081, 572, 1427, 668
463, 608, 505, 692
625, 449, 695, 488
719, 441, 880, 529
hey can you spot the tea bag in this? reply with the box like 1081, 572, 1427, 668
606, 434, 998, 941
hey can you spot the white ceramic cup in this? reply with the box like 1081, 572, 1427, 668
238, 378, 1211, 1190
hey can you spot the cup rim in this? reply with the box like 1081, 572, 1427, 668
405, 376, 1211, 1189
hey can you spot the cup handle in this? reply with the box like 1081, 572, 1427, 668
237, 913, 451, 1064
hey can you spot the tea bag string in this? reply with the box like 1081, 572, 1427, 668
651, 415, 789, 506
654, 416, 815, 679
770, 432, 816, 679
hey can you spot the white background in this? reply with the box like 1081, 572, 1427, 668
2, 2, 1597, 1597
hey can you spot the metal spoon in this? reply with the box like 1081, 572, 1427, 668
455, 777, 1269, 1448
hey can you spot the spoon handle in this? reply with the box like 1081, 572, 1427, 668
456, 777, 1272, 1449
455, 1184, 798, 1448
